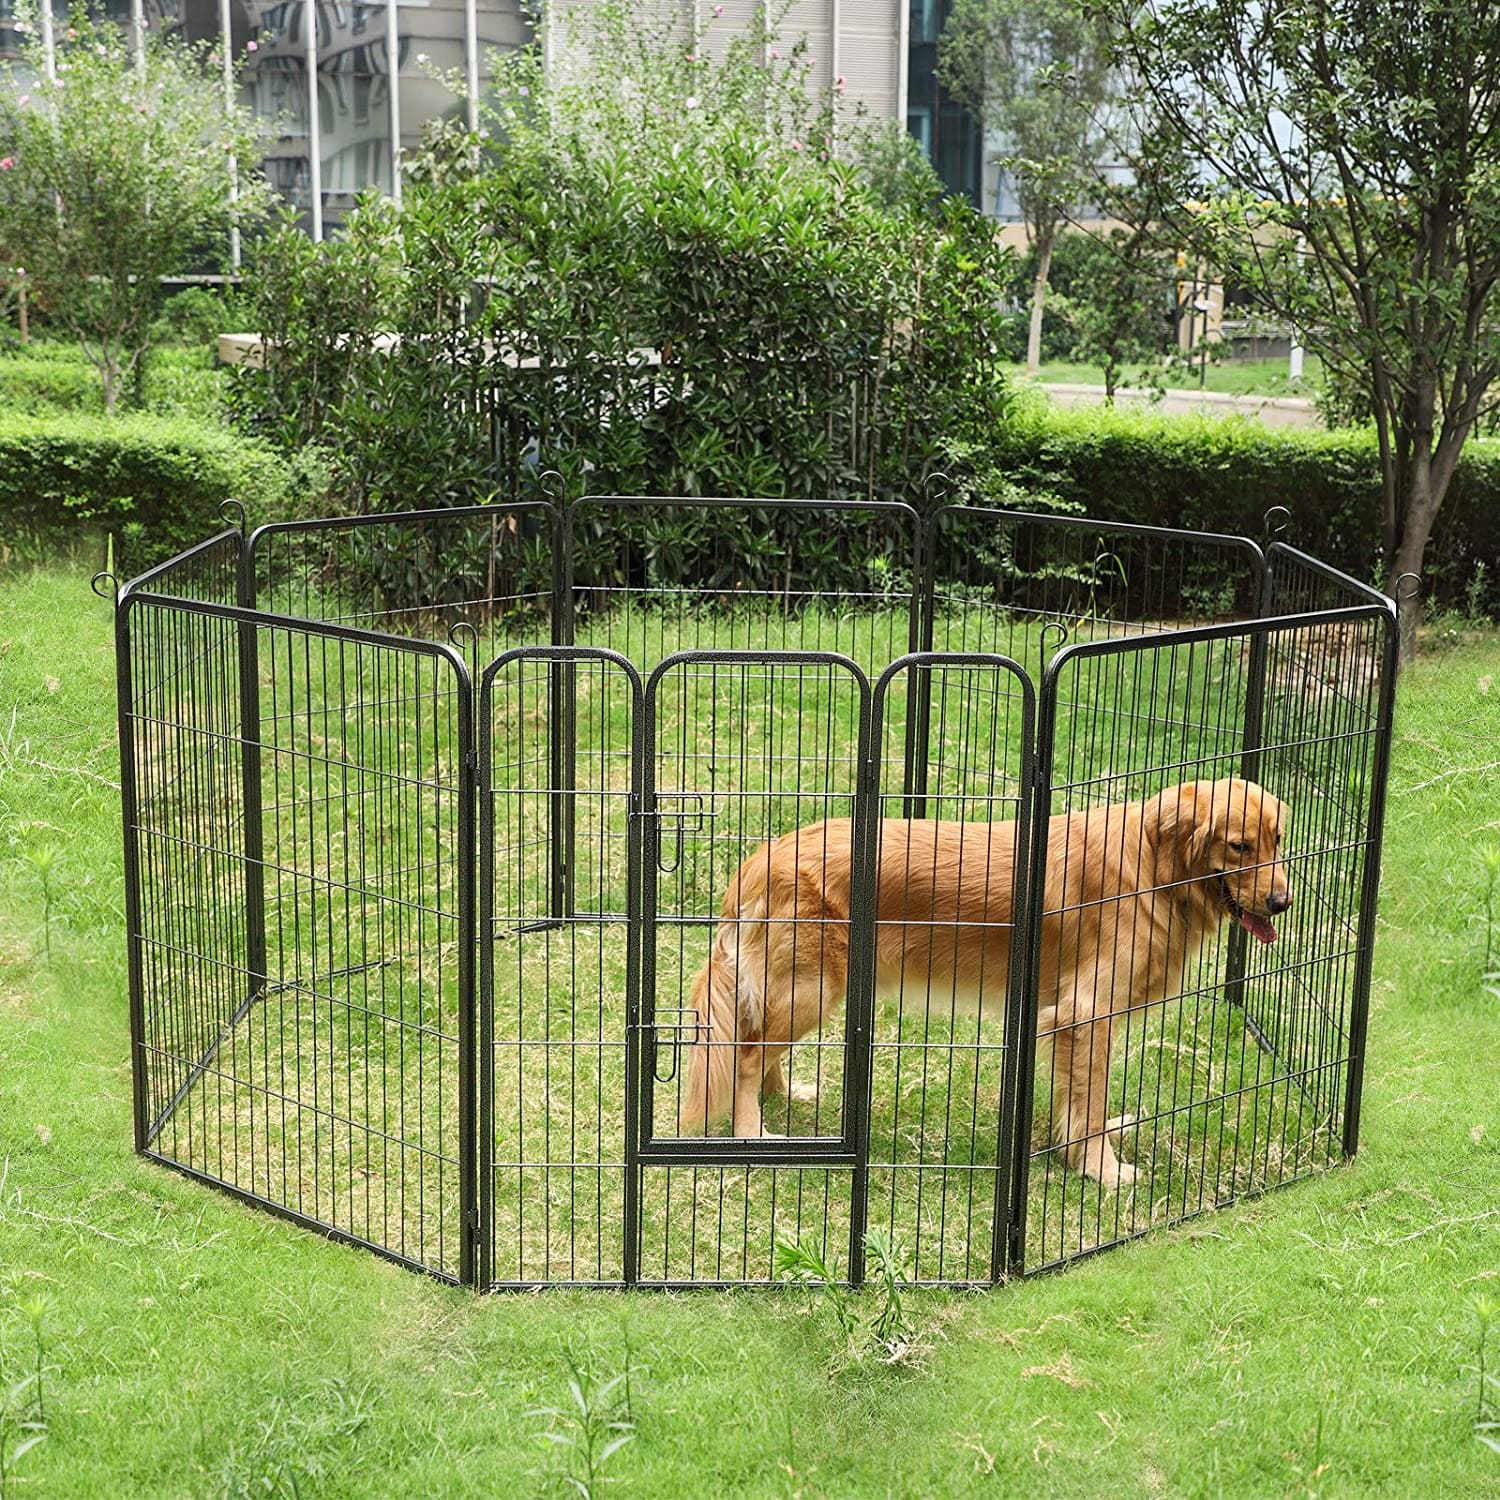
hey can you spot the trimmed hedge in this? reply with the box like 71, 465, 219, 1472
986, 405, 1500, 611
0, 412, 289, 572
2, 395, 1496, 612
0, 344, 228, 420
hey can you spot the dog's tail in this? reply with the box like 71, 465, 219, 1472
676, 883, 765, 1135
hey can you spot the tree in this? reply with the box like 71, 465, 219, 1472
1054, 227, 1173, 399
939, 0, 1115, 374
0, 11, 266, 412
1106, 0, 1500, 659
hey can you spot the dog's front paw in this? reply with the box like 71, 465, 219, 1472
784, 1079, 819, 1104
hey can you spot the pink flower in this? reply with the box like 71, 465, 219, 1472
66, 26, 77, 38
770, 48, 780, 60
790, 140, 801, 152
0, 158, 13, 171
17, 94, 28, 107
208, 51, 218, 62
713, 3, 723, 12
246, 39, 258, 51
137, 103, 148, 113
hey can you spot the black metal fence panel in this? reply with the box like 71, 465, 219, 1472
108, 496, 1398, 1290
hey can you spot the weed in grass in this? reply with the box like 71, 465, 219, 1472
774, 1236, 857, 1343
0, 1296, 50, 1500
528, 1344, 638, 1498
1465, 562, 1492, 626
863, 1227, 917, 1360
1481, 845, 1500, 979
209, 1376, 373, 1500
1471, 1294, 1500, 1457
774, 1231, 929, 1370
16, 842, 61, 962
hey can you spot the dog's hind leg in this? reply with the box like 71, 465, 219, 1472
739, 871, 850, 1132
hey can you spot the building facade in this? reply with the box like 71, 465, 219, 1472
1, 0, 985, 238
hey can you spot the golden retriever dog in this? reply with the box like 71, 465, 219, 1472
674, 777, 1290, 1187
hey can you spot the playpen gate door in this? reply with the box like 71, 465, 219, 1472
635, 651, 877, 1284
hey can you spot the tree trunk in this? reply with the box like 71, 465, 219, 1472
1389, 516, 1434, 665
1026, 227, 1056, 376
102, 361, 118, 417
1385, 446, 1439, 666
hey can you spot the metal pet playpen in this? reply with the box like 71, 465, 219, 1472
101, 494, 1402, 1290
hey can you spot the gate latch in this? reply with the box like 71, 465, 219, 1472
650, 1007, 703, 1082
640, 792, 715, 873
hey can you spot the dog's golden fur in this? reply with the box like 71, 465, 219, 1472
675, 777, 1290, 1186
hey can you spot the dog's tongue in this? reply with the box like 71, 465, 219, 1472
1238, 910, 1277, 945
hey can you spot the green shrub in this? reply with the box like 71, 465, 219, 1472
0, 411, 291, 572
152, 286, 250, 351
984, 404, 1500, 611
0, 342, 227, 420
231, 3, 1015, 568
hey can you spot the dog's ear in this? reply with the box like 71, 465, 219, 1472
1147, 782, 1215, 871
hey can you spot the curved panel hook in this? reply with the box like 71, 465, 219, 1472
1262, 505, 1291, 541
1040, 618, 1070, 659
219, 497, 247, 533
90, 570, 119, 602
448, 620, 480, 652
537, 468, 566, 504
1394, 572, 1422, 605
923, 471, 953, 509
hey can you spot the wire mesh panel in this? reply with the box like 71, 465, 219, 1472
867, 655, 1033, 1284
479, 647, 641, 1287
1019, 604, 1389, 1273
637, 651, 873, 1285
249, 503, 558, 680
119, 534, 246, 1156
925, 506, 1265, 683
128, 591, 474, 1281
1247, 546, 1399, 1158
565, 497, 921, 682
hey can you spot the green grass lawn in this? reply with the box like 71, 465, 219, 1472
1020, 356, 1325, 400
1, 566, 1497, 1497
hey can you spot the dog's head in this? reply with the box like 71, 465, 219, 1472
1148, 778, 1292, 944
